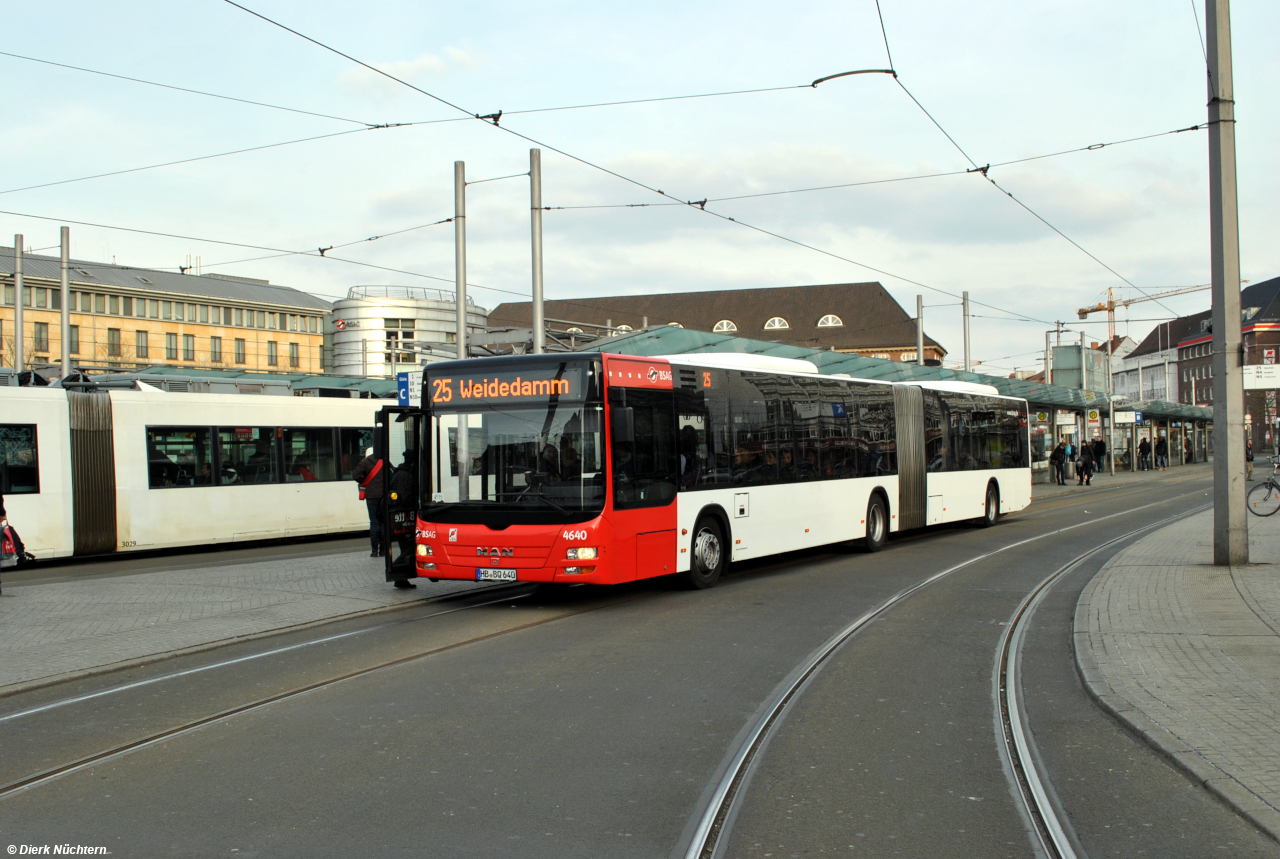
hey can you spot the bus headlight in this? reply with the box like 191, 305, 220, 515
417, 544, 432, 557
567, 547, 597, 560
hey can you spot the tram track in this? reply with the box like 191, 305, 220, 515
683, 489, 1211, 859
0, 584, 647, 801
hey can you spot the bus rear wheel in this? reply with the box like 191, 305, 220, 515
978, 483, 1000, 527
684, 518, 725, 589
864, 495, 888, 552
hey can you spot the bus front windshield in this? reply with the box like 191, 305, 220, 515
424, 401, 605, 524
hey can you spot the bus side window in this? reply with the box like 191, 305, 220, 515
609, 388, 677, 509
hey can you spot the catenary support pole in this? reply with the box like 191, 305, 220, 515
1045, 330, 1052, 385
454, 161, 469, 499
1108, 335, 1115, 476
60, 227, 70, 378
962, 291, 971, 372
529, 149, 545, 354
13, 235, 23, 374
916, 295, 924, 366
1207, 0, 1247, 564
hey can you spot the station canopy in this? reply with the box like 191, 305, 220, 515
586, 326, 1212, 421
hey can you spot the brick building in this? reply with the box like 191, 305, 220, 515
487, 282, 948, 363
1, 246, 330, 375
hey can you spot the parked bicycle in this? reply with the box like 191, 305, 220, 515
1247, 455, 1280, 516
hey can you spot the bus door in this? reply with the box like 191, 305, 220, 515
607, 383, 679, 581
376, 406, 424, 583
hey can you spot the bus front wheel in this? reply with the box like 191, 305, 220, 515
684, 518, 725, 589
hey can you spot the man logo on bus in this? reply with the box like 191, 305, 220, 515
477, 547, 515, 557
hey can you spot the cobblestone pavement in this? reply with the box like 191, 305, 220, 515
1077, 504, 1280, 839
0, 549, 486, 695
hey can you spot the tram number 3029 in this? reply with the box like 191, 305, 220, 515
562, 530, 588, 541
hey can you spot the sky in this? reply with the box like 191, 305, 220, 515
2, 0, 1277, 376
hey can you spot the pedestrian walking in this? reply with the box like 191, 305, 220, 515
352, 447, 387, 557
1077, 443, 1095, 486
1049, 441, 1067, 485
1247, 439, 1254, 481
1155, 436, 1168, 471
1092, 436, 1106, 474
1138, 437, 1151, 471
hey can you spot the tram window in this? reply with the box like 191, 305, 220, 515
282, 428, 337, 482
146, 427, 214, 488
729, 372, 778, 486
216, 427, 280, 485
0, 424, 39, 494
853, 384, 896, 477
609, 388, 677, 509
338, 427, 375, 479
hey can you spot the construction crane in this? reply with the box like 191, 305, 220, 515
1077, 283, 1221, 341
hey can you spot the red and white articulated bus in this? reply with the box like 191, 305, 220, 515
376, 351, 1031, 589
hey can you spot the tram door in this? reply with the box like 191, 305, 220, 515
376, 406, 424, 583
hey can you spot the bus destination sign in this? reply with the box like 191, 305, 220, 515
429, 365, 585, 405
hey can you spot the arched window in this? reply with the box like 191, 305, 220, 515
817, 314, 843, 328
763, 317, 790, 330
713, 319, 737, 333
667, 322, 683, 328
566, 327, 584, 334
616, 324, 634, 331
610, 324, 633, 337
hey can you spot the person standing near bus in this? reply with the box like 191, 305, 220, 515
352, 447, 387, 558
1138, 436, 1151, 471
1155, 436, 1168, 471
1049, 441, 1067, 485
1077, 443, 1095, 486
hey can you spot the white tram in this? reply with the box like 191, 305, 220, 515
0, 386, 382, 559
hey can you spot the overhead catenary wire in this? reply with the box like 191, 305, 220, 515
0, 125, 420, 197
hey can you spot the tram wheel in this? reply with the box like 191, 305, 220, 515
864, 495, 888, 552
978, 482, 1000, 528
684, 517, 725, 589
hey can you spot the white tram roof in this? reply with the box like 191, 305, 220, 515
660, 353, 820, 376
904, 380, 1002, 397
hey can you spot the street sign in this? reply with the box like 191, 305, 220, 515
396, 370, 422, 407
1055, 411, 1076, 426
1135, 410, 1143, 423
1243, 364, 1280, 390
1115, 411, 1136, 424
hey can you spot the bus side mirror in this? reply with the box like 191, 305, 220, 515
611, 407, 634, 444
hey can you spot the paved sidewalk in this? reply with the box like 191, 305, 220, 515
1033, 459, 1210, 500
1076, 504, 1280, 839
0, 548, 486, 696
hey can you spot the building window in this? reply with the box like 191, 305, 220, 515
50, 289, 60, 310
256, 311, 266, 328
34, 288, 46, 308
199, 305, 209, 323
182, 334, 195, 361
712, 320, 737, 333
817, 314, 844, 327
234, 338, 246, 364
148, 299, 159, 319
384, 318, 416, 363
289, 315, 297, 332
68, 326, 79, 355
223, 307, 232, 325
267, 341, 278, 366
136, 331, 149, 359
309, 316, 317, 333
122, 296, 132, 316
210, 337, 222, 363
187, 304, 197, 321
109, 295, 120, 315
175, 303, 184, 322
166, 333, 178, 360
95, 294, 106, 314
763, 317, 790, 330
235, 308, 244, 326
80, 292, 92, 312
289, 342, 300, 368
33, 322, 49, 353
107, 328, 122, 357
162, 301, 172, 321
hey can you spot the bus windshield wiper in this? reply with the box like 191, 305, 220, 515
493, 491, 571, 516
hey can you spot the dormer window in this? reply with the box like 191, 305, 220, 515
713, 320, 737, 333
817, 314, 843, 327
763, 317, 789, 330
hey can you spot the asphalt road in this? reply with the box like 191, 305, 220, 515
3, 470, 1275, 858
